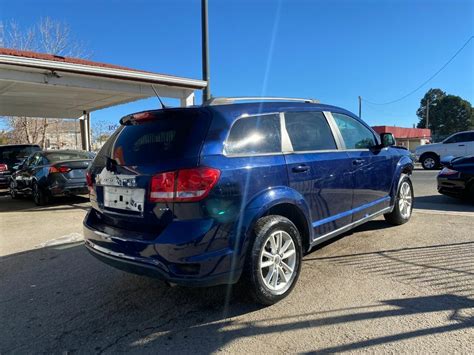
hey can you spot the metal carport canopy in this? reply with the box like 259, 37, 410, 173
0, 48, 207, 118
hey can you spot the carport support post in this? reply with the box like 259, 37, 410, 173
180, 92, 195, 107
79, 111, 91, 151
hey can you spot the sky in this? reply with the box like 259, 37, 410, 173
1, 0, 473, 131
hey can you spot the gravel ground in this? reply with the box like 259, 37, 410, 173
0, 170, 472, 354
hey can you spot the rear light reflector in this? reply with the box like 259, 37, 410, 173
86, 170, 93, 192
0, 163, 7, 172
149, 167, 220, 202
49, 165, 71, 174
439, 167, 459, 176
150, 171, 176, 201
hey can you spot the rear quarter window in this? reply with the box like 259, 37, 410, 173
225, 114, 281, 155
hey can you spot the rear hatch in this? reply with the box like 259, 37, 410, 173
88, 108, 212, 237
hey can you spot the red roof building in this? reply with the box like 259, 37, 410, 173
372, 126, 431, 139
372, 126, 431, 151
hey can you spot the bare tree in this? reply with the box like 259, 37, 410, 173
1, 18, 90, 146
2, 17, 90, 57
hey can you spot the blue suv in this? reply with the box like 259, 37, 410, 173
84, 97, 414, 305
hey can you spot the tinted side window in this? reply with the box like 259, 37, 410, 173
444, 134, 460, 144
285, 112, 337, 151
332, 113, 376, 149
454, 133, 474, 143
225, 114, 281, 155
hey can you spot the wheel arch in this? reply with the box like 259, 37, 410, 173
238, 187, 313, 259
389, 156, 414, 204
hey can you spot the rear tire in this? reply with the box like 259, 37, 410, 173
242, 215, 302, 306
421, 153, 439, 170
384, 176, 414, 225
32, 182, 49, 206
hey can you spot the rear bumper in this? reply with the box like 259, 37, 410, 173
0, 174, 11, 188
83, 210, 242, 287
437, 176, 469, 198
48, 182, 88, 196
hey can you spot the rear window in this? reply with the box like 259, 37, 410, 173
106, 110, 211, 166
45, 151, 93, 163
285, 112, 337, 151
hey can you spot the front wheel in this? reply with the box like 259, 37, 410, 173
384, 176, 414, 225
243, 215, 302, 306
9, 180, 19, 199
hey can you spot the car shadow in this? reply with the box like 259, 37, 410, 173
414, 194, 474, 213
1, 242, 472, 353
0, 194, 90, 213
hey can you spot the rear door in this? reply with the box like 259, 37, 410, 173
89, 109, 212, 233
466, 132, 474, 155
331, 112, 395, 221
283, 111, 353, 238
442, 133, 468, 158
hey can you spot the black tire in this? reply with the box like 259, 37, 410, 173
420, 153, 439, 170
384, 175, 414, 225
9, 180, 19, 199
242, 215, 303, 306
32, 182, 49, 206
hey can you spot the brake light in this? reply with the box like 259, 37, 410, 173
149, 167, 220, 202
150, 171, 176, 201
439, 167, 459, 176
0, 163, 7, 172
86, 170, 94, 192
49, 165, 71, 174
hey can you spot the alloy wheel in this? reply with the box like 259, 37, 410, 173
259, 230, 297, 293
398, 181, 412, 219
423, 157, 435, 169
9, 180, 16, 198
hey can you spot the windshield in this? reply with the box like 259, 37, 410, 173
0, 145, 40, 165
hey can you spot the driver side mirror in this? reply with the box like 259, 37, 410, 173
380, 133, 396, 147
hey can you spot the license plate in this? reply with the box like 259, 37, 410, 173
104, 186, 145, 212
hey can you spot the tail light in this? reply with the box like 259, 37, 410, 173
0, 163, 7, 172
150, 167, 220, 202
49, 165, 72, 174
86, 170, 93, 192
439, 167, 459, 176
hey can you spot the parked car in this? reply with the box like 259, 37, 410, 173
9, 150, 94, 205
415, 130, 474, 170
437, 155, 474, 200
0, 144, 41, 189
83, 97, 414, 305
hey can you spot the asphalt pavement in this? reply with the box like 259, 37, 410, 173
0, 170, 472, 354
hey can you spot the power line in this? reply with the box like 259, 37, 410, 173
362, 35, 473, 106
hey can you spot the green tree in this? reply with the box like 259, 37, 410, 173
416, 88, 446, 131
417, 89, 473, 138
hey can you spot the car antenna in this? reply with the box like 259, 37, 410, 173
151, 85, 166, 109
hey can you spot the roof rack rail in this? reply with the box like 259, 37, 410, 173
204, 96, 319, 106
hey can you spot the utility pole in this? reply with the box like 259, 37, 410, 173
201, 0, 211, 103
358, 96, 362, 118
426, 98, 430, 129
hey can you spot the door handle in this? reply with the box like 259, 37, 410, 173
458, 144, 465, 147
352, 159, 364, 166
292, 165, 310, 173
